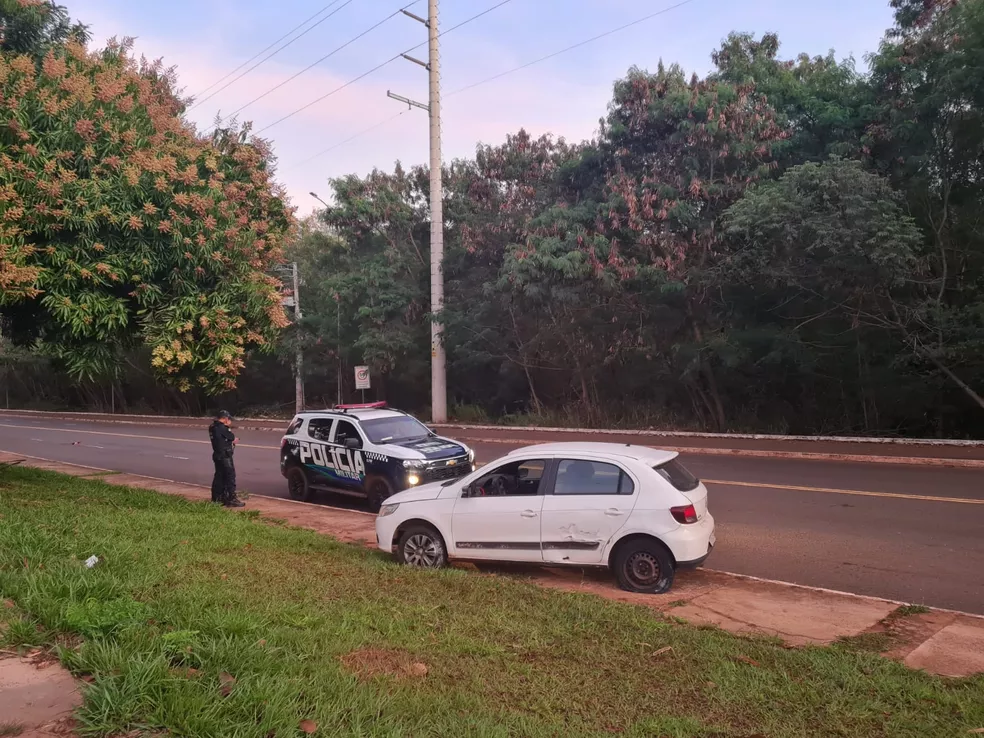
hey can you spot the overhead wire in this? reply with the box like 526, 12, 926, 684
191, 0, 357, 110
287, 0, 694, 170
191, 0, 349, 100
257, 0, 514, 135
215, 1, 421, 127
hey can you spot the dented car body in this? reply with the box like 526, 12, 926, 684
375, 442, 715, 594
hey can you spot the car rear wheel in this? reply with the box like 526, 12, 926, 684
396, 525, 448, 570
613, 538, 675, 594
286, 467, 311, 502
365, 476, 393, 513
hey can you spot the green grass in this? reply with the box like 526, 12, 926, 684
0, 467, 981, 738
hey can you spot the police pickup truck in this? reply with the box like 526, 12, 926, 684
280, 402, 475, 511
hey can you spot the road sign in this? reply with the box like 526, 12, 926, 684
354, 366, 371, 390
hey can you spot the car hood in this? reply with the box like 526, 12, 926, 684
378, 436, 468, 461
386, 482, 446, 504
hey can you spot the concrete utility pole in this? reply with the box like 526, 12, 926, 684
291, 261, 305, 414
387, 0, 447, 423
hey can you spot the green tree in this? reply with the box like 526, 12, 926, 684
0, 0, 88, 61
0, 40, 294, 392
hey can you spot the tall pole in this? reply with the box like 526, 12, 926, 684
292, 261, 305, 414
427, 0, 447, 423
386, 1, 447, 423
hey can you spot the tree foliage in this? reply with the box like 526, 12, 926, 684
0, 38, 294, 392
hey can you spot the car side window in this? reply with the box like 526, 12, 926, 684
467, 459, 546, 497
285, 417, 303, 436
553, 460, 634, 496
307, 418, 333, 442
333, 420, 363, 449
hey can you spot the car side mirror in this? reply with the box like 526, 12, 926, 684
462, 484, 475, 498
344, 438, 360, 450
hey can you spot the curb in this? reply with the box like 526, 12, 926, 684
1, 409, 981, 447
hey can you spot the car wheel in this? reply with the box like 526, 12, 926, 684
286, 467, 311, 502
396, 525, 448, 569
365, 476, 393, 513
613, 538, 675, 594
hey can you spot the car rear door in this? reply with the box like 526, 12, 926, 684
540, 457, 639, 565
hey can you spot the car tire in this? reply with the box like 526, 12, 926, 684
286, 466, 311, 502
612, 538, 675, 594
396, 524, 448, 570
365, 476, 393, 513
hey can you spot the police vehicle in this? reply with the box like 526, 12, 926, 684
280, 402, 475, 511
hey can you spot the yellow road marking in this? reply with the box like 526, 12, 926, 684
703, 479, 984, 505
2, 423, 980, 505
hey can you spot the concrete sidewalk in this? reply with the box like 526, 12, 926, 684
3, 451, 983, 679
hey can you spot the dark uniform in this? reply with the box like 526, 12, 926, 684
208, 413, 242, 506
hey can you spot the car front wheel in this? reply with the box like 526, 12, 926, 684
613, 538, 675, 594
396, 525, 448, 570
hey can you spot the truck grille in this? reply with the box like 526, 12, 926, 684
422, 460, 471, 483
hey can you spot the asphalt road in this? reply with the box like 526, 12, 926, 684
1, 417, 982, 614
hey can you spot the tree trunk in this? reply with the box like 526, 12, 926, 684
917, 343, 984, 412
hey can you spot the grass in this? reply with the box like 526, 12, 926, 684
0, 466, 981, 738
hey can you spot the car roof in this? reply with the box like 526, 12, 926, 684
505, 442, 678, 465
295, 409, 408, 422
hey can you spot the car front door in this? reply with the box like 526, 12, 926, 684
540, 458, 638, 565
450, 458, 549, 562
328, 419, 367, 491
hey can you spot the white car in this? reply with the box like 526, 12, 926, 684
375, 442, 715, 594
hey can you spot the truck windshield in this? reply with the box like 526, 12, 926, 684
361, 416, 432, 444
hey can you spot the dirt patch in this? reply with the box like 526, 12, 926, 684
0, 655, 81, 737
338, 648, 428, 681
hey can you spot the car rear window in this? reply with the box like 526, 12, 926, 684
653, 458, 700, 492
284, 417, 303, 436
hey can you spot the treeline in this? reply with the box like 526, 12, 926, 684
4, 0, 984, 438
293, 0, 984, 437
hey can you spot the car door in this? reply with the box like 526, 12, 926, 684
540, 457, 638, 565
450, 458, 549, 562
328, 418, 368, 491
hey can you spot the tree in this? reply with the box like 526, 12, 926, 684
0, 0, 88, 61
0, 40, 294, 392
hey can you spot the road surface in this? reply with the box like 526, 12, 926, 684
0, 416, 981, 614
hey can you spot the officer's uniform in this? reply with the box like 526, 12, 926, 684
208, 418, 238, 505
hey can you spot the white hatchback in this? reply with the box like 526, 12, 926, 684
375, 442, 715, 594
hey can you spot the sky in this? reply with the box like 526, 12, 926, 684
65, 0, 897, 215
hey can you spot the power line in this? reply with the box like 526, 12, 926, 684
191, 0, 357, 111
285, 0, 692, 169
192, 0, 349, 100
257, 0, 514, 135
447, 0, 695, 98
217, 2, 420, 126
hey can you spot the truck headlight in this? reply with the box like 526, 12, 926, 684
407, 474, 420, 486
378, 503, 399, 517
402, 460, 424, 469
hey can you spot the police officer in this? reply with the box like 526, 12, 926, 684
209, 410, 244, 508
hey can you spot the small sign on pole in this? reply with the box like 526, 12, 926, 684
354, 366, 371, 390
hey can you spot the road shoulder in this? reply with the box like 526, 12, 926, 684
2, 449, 982, 678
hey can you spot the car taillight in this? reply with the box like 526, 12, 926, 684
670, 504, 698, 524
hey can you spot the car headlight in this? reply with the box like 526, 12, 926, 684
467, 448, 475, 463
402, 460, 424, 469
378, 503, 399, 517
406, 474, 420, 486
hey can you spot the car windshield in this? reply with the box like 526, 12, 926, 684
360, 416, 432, 444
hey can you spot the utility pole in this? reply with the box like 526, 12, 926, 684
387, 0, 447, 423
291, 261, 305, 414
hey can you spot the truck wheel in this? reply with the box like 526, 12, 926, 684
365, 476, 393, 513
286, 467, 311, 502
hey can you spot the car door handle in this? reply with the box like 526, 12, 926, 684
604, 509, 624, 517
520, 510, 538, 518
